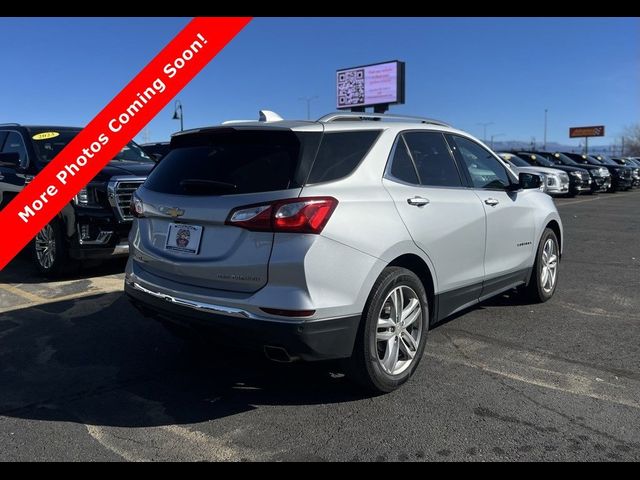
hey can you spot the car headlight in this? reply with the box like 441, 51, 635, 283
569, 171, 580, 176
600, 167, 610, 177
73, 186, 101, 208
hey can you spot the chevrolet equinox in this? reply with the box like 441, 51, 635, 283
125, 112, 563, 392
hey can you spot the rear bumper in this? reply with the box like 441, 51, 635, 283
125, 279, 360, 361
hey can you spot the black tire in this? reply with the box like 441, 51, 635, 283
524, 228, 560, 303
30, 219, 77, 277
346, 267, 429, 393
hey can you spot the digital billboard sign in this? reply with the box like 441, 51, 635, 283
336, 60, 405, 110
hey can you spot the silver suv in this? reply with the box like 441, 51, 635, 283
125, 112, 563, 392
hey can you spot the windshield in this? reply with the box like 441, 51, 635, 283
594, 155, 619, 166
585, 155, 604, 165
565, 153, 601, 165
28, 128, 154, 163
552, 152, 579, 165
522, 153, 554, 167
498, 153, 529, 167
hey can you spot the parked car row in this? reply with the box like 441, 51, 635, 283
496, 150, 640, 197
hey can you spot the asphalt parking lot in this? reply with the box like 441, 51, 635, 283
0, 190, 639, 461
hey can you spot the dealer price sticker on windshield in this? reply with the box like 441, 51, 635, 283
165, 223, 203, 254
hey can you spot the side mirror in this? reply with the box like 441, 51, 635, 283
0, 152, 21, 168
151, 153, 163, 162
519, 171, 542, 190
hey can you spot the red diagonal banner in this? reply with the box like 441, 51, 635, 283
0, 17, 252, 270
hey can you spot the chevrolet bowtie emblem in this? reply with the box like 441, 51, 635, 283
161, 206, 185, 218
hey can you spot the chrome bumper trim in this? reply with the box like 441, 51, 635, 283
128, 280, 257, 319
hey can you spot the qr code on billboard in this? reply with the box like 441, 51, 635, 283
337, 69, 365, 107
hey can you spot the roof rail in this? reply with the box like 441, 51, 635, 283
0, 123, 20, 127
317, 112, 451, 128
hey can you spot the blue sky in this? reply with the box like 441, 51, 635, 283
0, 17, 637, 148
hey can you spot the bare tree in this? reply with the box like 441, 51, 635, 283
623, 124, 640, 156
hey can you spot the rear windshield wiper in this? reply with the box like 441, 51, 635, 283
179, 179, 238, 194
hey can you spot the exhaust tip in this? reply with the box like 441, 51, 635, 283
264, 345, 294, 363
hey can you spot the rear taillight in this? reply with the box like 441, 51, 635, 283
226, 197, 338, 234
130, 195, 145, 218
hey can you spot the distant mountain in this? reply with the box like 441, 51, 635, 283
489, 140, 620, 155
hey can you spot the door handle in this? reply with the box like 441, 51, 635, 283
0, 174, 4, 181
484, 198, 499, 206
407, 196, 430, 207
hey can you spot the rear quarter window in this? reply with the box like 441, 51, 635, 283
306, 130, 381, 184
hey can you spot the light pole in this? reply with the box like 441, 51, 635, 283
477, 122, 494, 143
299, 95, 319, 120
172, 100, 184, 131
490, 133, 504, 150
543, 108, 548, 151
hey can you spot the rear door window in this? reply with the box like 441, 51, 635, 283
306, 130, 381, 184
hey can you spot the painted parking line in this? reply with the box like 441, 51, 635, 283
0, 277, 124, 314
0, 283, 47, 304
427, 330, 640, 411
556, 190, 640, 207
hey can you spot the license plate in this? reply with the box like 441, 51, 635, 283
165, 223, 203, 255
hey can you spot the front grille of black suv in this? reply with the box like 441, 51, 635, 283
107, 177, 146, 222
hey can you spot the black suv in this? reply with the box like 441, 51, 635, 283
140, 141, 171, 161
612, 157, 640, 186
532, 151, 611, 194
561, 152, 631, 192
591, 154, 637, 190
0, 124, 156, 275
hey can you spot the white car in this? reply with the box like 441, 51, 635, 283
126, 111, 563, 392
498, 152, 569, 196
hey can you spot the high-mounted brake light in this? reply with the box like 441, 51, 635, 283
225, 197, 338, 234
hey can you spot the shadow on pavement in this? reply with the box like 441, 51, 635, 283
0, 291, 368, 428
0, 250, 128, 284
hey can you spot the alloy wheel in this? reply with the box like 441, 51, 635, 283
376, 285, 423, 375
540, 238, 558, 294
34, 224, 56, 270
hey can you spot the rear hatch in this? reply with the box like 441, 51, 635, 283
134, 126, 321, 293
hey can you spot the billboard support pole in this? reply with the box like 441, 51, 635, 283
373, 104, 389, 114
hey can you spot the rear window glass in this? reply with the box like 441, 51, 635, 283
144, 129, 320, 196
306, 130, 381, 184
